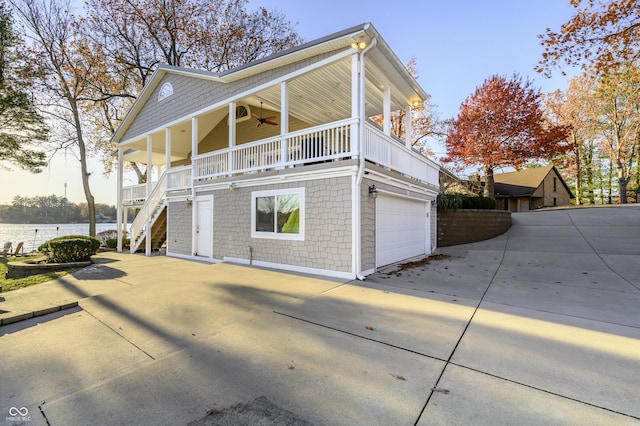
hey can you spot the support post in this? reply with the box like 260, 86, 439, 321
280, 82, 289, 166
228, 102, 235, 174
405, 104, 412, 148
383, 85, 391, 136
165, 127, 172, 187
145, 135, 152, 256
351, 53, 359, 157
116, 146, 123, 252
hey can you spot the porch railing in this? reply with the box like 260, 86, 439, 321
167, 165, 191, 190
122, 182, 154, 204
133, 118, 439, 194
192, 118, 356, 181
364, 122, 439, 186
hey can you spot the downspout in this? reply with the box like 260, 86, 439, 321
354, 37, 377, 280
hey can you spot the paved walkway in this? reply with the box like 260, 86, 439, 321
1, 206, 639, 425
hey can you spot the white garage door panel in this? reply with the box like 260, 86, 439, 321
376, 195, 427, 267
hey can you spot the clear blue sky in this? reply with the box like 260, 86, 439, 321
2, 0, 578, 206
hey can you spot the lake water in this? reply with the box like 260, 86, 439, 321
0, 223, 120, 253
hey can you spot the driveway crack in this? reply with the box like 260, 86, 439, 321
413, 235, 508, 425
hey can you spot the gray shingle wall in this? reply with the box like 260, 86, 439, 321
361, 180, 376, 272
209, 176, 353, 272
122, 49, 345, 142
167, 201, 192, 255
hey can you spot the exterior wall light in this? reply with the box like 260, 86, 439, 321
186, 198, 192, 207
368, 185, 378, 199
351, 41, 367, 50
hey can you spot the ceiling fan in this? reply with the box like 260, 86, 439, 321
256, 102, 278, 127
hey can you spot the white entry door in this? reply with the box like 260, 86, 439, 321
195, 198, 212, 257
376, 194, 428, 267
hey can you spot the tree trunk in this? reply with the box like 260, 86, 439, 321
584, 145, 595, 204
607, 158, 613, 204
71, 98, 97, 236
483, 165, 495, 199
619, 178, 628, 203
616, 157, 628, 204
573, 132, 582, 205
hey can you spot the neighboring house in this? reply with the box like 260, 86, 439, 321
493, 166, 574, 212
113, 23, 440, 280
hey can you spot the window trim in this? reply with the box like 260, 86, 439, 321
251, 187, 305, 241
228, 102, 252, 125
158, 82, 173, 102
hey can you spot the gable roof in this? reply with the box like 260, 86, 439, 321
112, 22, 427, 144
493, 166, 574, 198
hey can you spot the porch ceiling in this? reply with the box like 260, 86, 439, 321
244, 57, 412, 127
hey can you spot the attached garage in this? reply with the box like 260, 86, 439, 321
375, 193, 430, 267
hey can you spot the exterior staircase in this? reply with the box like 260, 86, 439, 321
133, 207, 167, 253
129, 172, 168, 254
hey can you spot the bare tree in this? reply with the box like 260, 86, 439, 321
11, 0, 98, 235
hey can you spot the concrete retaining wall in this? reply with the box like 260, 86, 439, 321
437, 209, 511, 247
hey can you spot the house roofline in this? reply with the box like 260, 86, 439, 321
112, 22, 428, 143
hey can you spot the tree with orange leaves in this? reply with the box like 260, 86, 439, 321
444, 74, 570, 198
537, 0, 640, 77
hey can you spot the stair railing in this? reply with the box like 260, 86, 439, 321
130, 172, 167, 253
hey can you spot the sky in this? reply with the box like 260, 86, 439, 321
1, 0, 579, 206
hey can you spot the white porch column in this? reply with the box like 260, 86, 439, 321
404, 104, 412, 148
145, 135, 152, 256
383, 85, 391, 136
192, 117, 199, 155
350, 53, 359, 156
280, 82, 289, 165
228, 102, 235, 174
116, 146, 123, 252
191, 117, 198, 179
165, 127, 172, 180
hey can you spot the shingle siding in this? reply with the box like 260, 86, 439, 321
207, 176, 353, 272
167, 201, 192, 255
121, 49, 346, 142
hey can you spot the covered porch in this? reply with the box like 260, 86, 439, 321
116, 40, 438, 255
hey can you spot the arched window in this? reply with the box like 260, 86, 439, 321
158, 82, 174, 102
235, 103, 251, 123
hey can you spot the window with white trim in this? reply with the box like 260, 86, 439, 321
228, 103, 251, 125
158, 82, 173, 101
251, 188, 304, 240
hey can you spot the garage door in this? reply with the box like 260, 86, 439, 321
376, 194, 429, 267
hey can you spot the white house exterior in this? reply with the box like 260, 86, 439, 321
114, 23, 440, 280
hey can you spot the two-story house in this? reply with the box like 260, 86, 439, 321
113, 23, 440, 280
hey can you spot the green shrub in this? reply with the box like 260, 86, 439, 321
437, 193, 463, 211
461, 196, 496, 210
105, 237, 129, 249
39, 238, 93, 263
437, 194, 496, 211
38, 235, 100, 255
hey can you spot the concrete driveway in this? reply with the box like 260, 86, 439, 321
1, 206, 639, 425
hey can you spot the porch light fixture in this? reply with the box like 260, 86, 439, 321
228, 183, 236, 191
185, 198, 192, 207
368, 185, 378, 199
351, 40, 366, 50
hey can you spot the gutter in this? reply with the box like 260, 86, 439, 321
353, 38, 377, 281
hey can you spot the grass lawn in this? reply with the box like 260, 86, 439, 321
0, 256, 82, 293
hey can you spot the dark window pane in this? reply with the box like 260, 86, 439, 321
256, 196, 275, 232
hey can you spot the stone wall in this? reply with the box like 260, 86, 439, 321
437, 209, 511, 247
